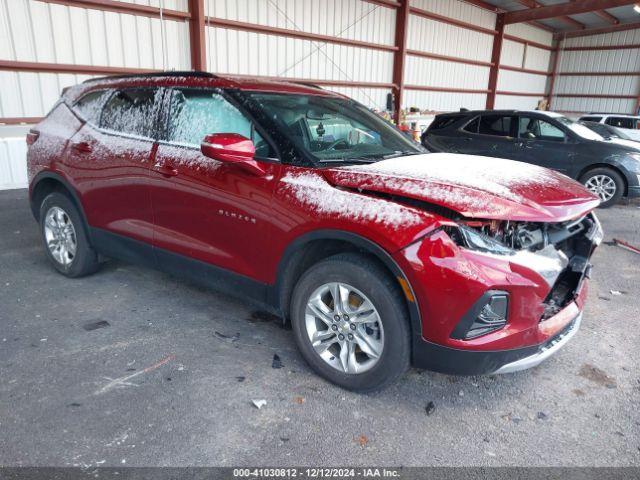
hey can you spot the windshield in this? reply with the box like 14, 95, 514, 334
556, 116, 603, 141
246, 93, 423, 163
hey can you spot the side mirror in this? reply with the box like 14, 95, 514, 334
201, 133, 265, 175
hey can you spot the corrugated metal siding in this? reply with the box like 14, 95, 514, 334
206, 27, 394, 83
554, 30, 640, 114
411, 0, 495, 29
404, 56, 489, 89
497, 69, 547, 94
403, 90, 487, 111
494, 94, 541, 110
116, 0, 188, 10
504, 23, 553, 47
206, 0, 395, 46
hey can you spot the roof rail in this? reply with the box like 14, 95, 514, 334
82, 70, 217, 84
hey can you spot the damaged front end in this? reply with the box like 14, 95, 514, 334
446, 213, 603, 321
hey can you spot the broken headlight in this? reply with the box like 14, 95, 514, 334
452, 225, 514, 256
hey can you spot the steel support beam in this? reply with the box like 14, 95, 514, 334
35, 0, 189, 21
189, 0, 206, 71
547, 44, 561, 109
504, 0, 636, 24
556, 21, 640, 38
0, 60, 156, 76
392, 0, 410, 125
486, 13, 505, 109
516, 0, 585, 30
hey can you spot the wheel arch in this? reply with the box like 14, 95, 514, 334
271, 230, 422, 338
578, 163, 629, 197
30, 171, 91, 231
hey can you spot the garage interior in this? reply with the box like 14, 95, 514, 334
1, 0, 640, 470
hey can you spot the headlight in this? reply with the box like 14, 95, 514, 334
454, 225, 513, 256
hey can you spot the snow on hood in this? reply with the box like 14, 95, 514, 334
323, 153, 600, 222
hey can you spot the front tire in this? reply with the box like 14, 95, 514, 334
580, 168, 624, 208
39, 192, 100, 277
290, 253, 411, 392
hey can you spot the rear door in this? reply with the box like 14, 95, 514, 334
514, 115, 576, 175
148, 88, 281, 286
605, 116, 640, 141
455, 114, 519, 159
64, 87, 163, 245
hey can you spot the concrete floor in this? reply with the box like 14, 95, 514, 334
0, 188, 639, 467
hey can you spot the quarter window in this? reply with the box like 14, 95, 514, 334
463, 116, 480, 134
100, 88, 161, 138
167, 89, 274, 158
74, 90, 109, 124
519, 117, 565, 142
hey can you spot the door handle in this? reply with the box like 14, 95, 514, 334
153, 162, 178, 177
71, 141, 92, 153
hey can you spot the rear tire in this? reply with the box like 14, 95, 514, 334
39, 192, 100, 277
580, 168, 624, 208
290, 253, 411, 392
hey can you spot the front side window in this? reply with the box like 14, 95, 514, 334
605, 117, 636, 129
245, 93, 422, 163
519, 117, 565, 142
478, 115, 513, 138
74, 90, 109, 124
167, 89, 274, 158
100, 88, 162, 138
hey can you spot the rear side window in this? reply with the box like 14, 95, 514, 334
605, 117, 636, 129
100, 88, 162, 138
167, 89, 275, 158
580, 116, 602, 122
478, 115, 513, 137
429, 115, 461, 131
74, 90, 109, 124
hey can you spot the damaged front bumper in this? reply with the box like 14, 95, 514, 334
396, 212, 602, 376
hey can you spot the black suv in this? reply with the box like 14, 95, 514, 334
422, 109, 640, 207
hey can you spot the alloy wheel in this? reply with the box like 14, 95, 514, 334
304, 282, 384, 374
584, 174, 617, 202
44, 206, 77, 266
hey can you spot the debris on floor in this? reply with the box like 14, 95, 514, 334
579, 363, 617, 389
612, 238, 640, 255
82, 320, 110, 331
252, 399, 267, 409
272, 354, 283, 369
294, 396, 305, 404
425, 401, 435, 416
357, 435, 368, 447
537, 412, 548, 420
214, 331, 239, 343
609, 290, 625, 296
236, 376, 246, 382
94, 354, 175, 395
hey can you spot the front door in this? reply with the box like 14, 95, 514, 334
514, 115, 576, 175
148, 88, 281, 287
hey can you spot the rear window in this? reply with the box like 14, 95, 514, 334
605, 117, 637, 129
429, 115, 462, 131
478, 115, 513, 137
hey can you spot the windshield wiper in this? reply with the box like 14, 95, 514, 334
317, 157, 376, 164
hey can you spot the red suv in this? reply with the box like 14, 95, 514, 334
27, 72, 603, 391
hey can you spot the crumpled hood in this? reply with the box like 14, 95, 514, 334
322, 153, 600, 222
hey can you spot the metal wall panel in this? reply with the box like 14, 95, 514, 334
555, 30, 640, 114
404, 55, 489, 89
0, 0, 190, 69
0, 71, 94, 118
562, 28, 640, 49
494, 94, 541, 110
504, 23, 553, 47
410, 0, 495, 29
206, 26, 394, 82
407, 14, 493, 63
116, 0, 188, 10
206, 0, 396, 46
497, 69, 547, 94
403, 90, 487, 111
324, 86, 390, 110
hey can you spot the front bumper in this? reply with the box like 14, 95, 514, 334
411, 311, 582, 375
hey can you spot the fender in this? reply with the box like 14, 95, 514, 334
29, 171, 92, 241
271, 229, 423, 338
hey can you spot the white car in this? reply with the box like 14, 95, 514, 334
578, 113, 640, 141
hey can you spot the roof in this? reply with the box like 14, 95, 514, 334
580, 113, 640, 119
68, 71, 342, 102
437, 109, 566, 117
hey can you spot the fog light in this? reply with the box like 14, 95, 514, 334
465, 294, 508, 339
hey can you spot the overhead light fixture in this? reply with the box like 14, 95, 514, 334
634, 3, 640, 13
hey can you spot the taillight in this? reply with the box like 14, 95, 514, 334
26, 129, 39, 146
